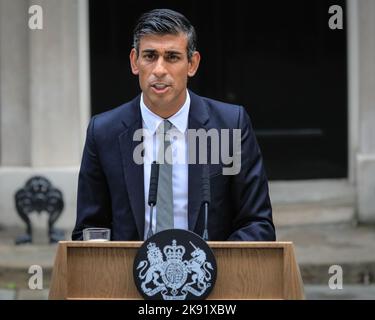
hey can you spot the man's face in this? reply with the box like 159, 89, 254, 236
130, 33, 200, 116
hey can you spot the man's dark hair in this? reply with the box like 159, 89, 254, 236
133, 9, 197, 61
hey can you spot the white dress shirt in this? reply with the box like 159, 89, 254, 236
140, 91, 190, 239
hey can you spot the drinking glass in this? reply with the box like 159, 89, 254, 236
82, 228, 111, 241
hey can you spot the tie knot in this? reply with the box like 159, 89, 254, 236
157, 120, 173, 135
163, 120, 173, 133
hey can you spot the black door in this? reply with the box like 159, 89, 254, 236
89, 0, 347, 180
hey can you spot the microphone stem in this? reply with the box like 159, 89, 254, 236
203, 202, 209, 241
147, 204, 154, 239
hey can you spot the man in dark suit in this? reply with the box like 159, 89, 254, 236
72, 9, 275, 241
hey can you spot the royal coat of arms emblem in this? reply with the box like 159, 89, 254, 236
133, 229, 217, 300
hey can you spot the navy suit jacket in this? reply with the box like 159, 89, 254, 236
72, 91, 275, 241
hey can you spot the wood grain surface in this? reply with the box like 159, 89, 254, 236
49, 241, 304, 300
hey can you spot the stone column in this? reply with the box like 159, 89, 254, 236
0, 0, 90, 231
348, 0, 375, 223
0, 0, 31, 166
29, 0, 90, 166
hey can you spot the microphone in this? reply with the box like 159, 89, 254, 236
147, 161, 159, 239
201, 164, 211, 241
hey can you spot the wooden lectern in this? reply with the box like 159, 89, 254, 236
48, 241, 304, 300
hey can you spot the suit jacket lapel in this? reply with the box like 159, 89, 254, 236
118, 95, 145, 239
187, 91, 210, 231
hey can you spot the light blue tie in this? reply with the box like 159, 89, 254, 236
156, 120, 174, 232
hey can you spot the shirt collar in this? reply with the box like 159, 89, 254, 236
140, 90, 190, 135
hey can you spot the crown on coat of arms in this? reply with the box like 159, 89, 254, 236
163, 240, 185, 261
